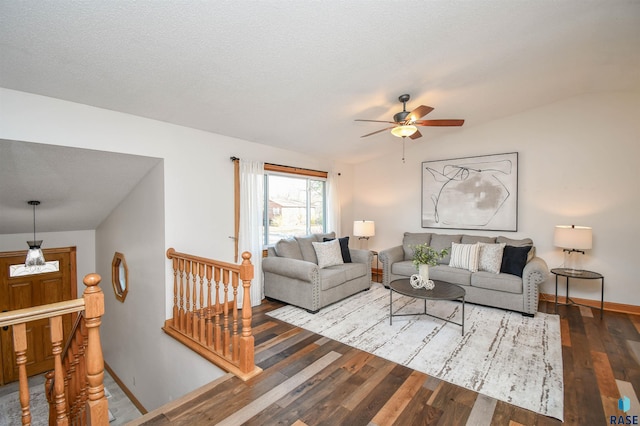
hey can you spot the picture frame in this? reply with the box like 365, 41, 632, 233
421, 152, 518, 231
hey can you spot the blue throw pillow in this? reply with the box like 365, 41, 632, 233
500, 245, 530, 277
323, 236, 352, 263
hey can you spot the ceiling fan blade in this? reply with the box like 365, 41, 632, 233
360, 126, 396, 138
408, 105, 434, 121
414, 119, 465, 127
409, 129, 422, 140
355, 119, 397, 124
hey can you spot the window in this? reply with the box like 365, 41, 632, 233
264, 172, 327, 244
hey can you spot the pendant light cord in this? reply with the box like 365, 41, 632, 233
32, 202, 37, 241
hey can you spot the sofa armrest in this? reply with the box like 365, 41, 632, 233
379, 245, 404, 288
522, 256, 550, 315
262, 256, 319, 282
349, 248, 373, 265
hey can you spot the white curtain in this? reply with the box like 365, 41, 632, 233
326, 171, 341, 236
238, 160, 264, 307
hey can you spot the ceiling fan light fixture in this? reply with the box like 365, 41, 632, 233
391, 125, 418, 138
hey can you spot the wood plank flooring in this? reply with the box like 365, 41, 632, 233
130, 299, 640, 425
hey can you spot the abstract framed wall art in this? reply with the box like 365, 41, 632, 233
421, 152, 518, 231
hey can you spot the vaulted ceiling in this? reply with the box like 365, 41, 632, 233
1, 1, 639, 235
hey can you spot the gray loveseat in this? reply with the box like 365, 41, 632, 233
263, 232, 373, 313
379, 232, 549, 316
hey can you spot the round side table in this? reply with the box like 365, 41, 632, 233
551, 268, 604, 319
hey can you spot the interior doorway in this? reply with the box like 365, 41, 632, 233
0, 246, 77, 384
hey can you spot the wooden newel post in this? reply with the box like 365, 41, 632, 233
238, 252, 255, 374
82, 273, 109, 425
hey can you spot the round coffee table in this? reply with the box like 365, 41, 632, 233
389, 278, 466, 335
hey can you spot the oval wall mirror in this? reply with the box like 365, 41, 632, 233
111, 252, 129, 302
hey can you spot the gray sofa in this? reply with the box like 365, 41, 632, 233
263, 232, 373, 313
379, 232, 549, 316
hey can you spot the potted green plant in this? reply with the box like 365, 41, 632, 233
411, 244, 449, 282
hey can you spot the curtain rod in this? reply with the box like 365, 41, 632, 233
230, 156, 339, 176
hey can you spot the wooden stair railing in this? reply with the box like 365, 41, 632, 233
163, 249, 261, 381
0, 273, 108, 426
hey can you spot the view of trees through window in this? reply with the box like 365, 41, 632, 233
265, 174, 326, 244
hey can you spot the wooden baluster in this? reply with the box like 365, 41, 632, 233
178, 258, 185, 332
77, 320, 89, 424
206, 265, 213, 347
172, 256, 179, 328
44, 371, 56, 426
238, 252, 256, 375
50, 316, 69, 425
69, 335, 81, 421
12, 322, 31, 426
191, 261, 198, 338
199, 263, 205, 343
214, 267, 222, 352
231, 272, 239, 362
82, 274, 109, 425
45, 370, 55, 426
222, 269, 230, 357
64, 345, 75, 422
185, 260, 192, 335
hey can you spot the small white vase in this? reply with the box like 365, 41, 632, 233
419, 264, 429, 282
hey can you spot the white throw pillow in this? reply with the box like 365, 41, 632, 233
477, 242, 506, 274
312, 239, 344, 269
449, 242, 480, 272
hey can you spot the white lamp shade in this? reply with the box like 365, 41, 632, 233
554, 225, 592, 250
353, 220, 375, 237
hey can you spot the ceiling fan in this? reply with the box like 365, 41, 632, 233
355, 94, 464, 140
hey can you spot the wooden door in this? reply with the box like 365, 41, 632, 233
0, 247, 77, 385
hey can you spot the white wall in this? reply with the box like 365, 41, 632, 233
0, 88, 350, 410
353, 91, 640, 306
95, 162, 175, 410
0, 230, 96, 294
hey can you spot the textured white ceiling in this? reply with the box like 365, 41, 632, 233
0, 1, 639, 234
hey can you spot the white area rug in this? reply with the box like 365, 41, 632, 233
267, 283, 564, 420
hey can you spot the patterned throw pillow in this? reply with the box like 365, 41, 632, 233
312, 239, 344, 269
477, 242, 506, 274
448, 242, 480, 272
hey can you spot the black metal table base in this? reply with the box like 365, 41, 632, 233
389, 289, 465, 335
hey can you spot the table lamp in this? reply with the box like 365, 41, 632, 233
554, 225, 592, 274
354, 220, 375, 249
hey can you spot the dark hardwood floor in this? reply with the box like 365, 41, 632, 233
130, 298, 640, 425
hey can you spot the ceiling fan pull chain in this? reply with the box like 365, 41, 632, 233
402, 137, 406, 163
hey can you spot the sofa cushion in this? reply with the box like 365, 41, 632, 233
430, 265, 472, 286
500, 245, 530, 277
430, 234, 462, 264
403, 232, 432, 261
472, 271, 523, 294
496, 236, 533, 247
316, 232, 336, 242
324, 236, 352, 263
449, 242, 480, 272
461, 235, 497, 244
274, 238, 303, 260
497, 236, 535, 261
318, 263, 366, 291
391, 260, 417, 277
331, 262, 367, 281
312, 239, 344, 269
319, 267, 347, 290
297, 235, 319, 263
477, 242, 506, 274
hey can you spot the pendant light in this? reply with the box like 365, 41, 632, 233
25, 200, 45, 267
